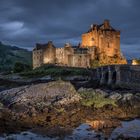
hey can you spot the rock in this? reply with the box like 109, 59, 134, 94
134, 93, 140, 101
39, 75, 53, 81
64, 76, 90, 81
95, 89, 109, 97
0, 80, 81, 113
0, 102, 3, 109
122, 93, 133, 101
109, 92, 122, 100
135, 93, 140, 97
78, 87, 94, 93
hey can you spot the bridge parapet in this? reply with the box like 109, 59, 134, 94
94, 65, 140, 90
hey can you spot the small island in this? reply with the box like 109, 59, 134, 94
0, 20, 140, 140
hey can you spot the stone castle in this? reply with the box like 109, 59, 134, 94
33, 20, 127, 69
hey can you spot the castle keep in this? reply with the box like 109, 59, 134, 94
33, 20, 127, 69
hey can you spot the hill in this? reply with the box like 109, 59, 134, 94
0, 42, 32, 71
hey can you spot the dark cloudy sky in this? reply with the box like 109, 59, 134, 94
0, 0, 140, 59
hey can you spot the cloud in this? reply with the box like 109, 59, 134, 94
0, 0, 140, 58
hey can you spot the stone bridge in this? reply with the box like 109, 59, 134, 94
92, 65, 140, 90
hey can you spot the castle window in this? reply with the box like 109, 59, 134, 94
91, 37, 94, 41
108, 43, 110, 48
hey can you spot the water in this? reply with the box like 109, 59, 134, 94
110, 119, 140, 139
0, 119, 140, 140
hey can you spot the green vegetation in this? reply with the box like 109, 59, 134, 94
79, 91, 117, 108
13, 62, 32, 73
20, 64, 90, 78
0, 42, 32, 72
90, 60, 102, 68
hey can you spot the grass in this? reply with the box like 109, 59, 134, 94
20, 64, 90, 78
79, 91, 117, 108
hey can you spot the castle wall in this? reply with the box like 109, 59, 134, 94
56, 48, 65, 64
88, 47, 97, 60
82, 30, 121, 59
68, 54, 90, 68
43, 44, 56, 64
81, 20, 126, 65
33, 49, 43, 69
81, 30, 99, 48
63, 46, 73, 65
32, 20, 127, 69
100, 31, 121, 58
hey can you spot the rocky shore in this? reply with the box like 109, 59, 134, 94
0, 80, 140, 139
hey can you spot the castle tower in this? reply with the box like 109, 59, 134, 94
32, 41, 56, 69
43, 41, 56, 64
81, 20, 127, 65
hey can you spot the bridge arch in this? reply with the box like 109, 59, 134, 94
112, 71, 117, 84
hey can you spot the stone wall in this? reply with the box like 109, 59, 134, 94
32, 20, 127, 69
43, 42, 56, 64
81, 20, 127, 65
56, 48, 65, 64
68, 54, 90, 68
94, 65, 140, 90
32, 49, 43, 69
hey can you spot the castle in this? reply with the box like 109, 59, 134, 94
33, 20, 127, 69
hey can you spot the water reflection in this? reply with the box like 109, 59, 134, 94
0, 119, 140, 140
110, 119, 140, 139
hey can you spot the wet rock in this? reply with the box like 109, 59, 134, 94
122, 93, 133, 101
0, 102, 3, 109
109, 92, 122, 100
134, 93, 140, 100
77, 87, 95, 93
135, 93, 140, 97
95, 89, 109, 97
39, 75, 53, 82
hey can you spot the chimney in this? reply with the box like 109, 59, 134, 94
104, 19, 110, 29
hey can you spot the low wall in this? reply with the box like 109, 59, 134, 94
93, 65, 140, 90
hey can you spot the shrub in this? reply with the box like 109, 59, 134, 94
13, 62, 32, 73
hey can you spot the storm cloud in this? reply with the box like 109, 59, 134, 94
0, 0, 140, 59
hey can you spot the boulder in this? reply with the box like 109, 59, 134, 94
78, 87, 94, 93
95, 89, 109, 97
122, 93, 133, 101
109, 92, 122, 100
0, 80, 81, 112
134, 93, 140, 101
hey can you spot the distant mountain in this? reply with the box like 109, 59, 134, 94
0, 42, 32, 72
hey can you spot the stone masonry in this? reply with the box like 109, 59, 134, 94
33, 20, 127, 69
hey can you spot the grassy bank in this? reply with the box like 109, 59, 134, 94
20, 64, 91, 78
